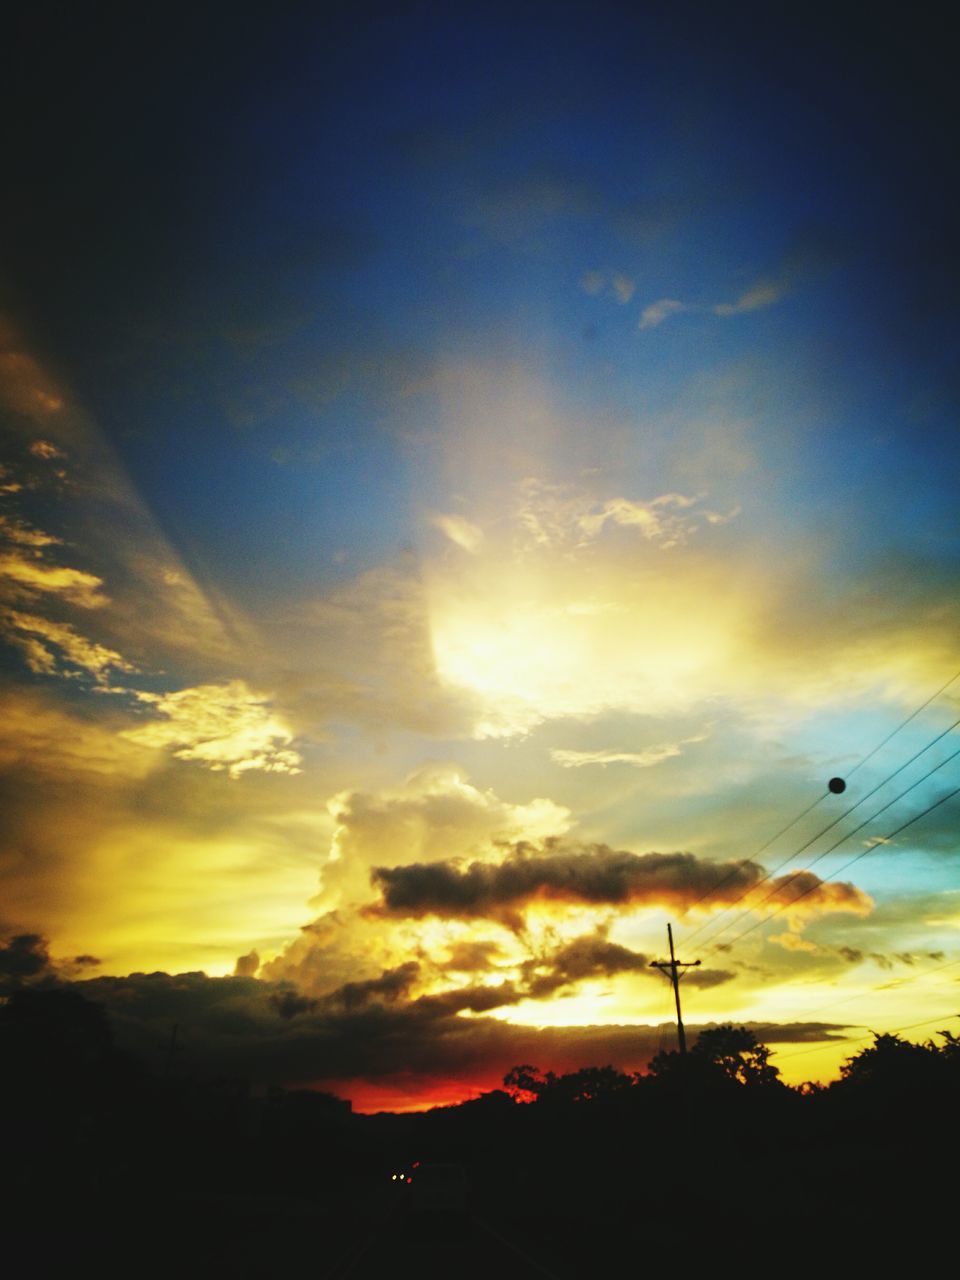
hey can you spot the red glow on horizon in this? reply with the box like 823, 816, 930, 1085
314, 1071, 506, 1114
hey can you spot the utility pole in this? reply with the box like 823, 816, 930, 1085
650, 923, 700, 1054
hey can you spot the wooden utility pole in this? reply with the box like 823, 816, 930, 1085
650, 923, 700, 1054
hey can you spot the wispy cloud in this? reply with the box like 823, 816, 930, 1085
639, 298, 687, 329
2, 610, 135, 682
0, 550, 107, 608
551, 734, 706, 769
430, 511, 484, 554
517, 481, 718, 552
29, 439, 66, 460
713, 276, 788, 316
124, 680, 302, 778
0, 514, 61, 549
640, 267, 794, 331
0, 500, 106, 609
580, 271, 636, 304
611, 273, 635, 304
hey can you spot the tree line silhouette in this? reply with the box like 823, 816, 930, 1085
2, 986, 956, 1274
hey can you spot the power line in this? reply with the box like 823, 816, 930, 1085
691, 731, 960, 956
705, 777, 960, 958
678, 793, 827, 924
773, 1010, 960, 1064
771, 955, 960, 1036
678, 693, 960, 953
844, 665, 960, 779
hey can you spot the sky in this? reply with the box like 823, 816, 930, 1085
1, 1, 958, 1111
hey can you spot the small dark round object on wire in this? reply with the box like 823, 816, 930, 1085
828, 777, 846, 794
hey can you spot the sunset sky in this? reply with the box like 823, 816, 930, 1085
1, 2, 958, 1111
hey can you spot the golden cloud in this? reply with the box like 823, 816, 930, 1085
0, 551, 107, 608
124, 679, 302, 778
3, 610, 135, 681
765, 871, 874, 928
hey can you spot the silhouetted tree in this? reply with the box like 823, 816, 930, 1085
503, 1063, 555, 1102
649, 1024, 782, 1088
837, 1031, 943, 1091
503, 1063, 637, 1105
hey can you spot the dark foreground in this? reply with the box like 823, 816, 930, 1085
4, 995, 958, 1276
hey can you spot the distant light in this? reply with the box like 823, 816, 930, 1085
412, 1160, 420, 1168
406, 1177, 412, 1184
828, 777, 846, 794
391, 1174, 397, 1180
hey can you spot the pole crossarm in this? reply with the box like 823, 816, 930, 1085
649, 923, 700, 1054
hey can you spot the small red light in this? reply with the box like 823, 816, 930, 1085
412, 1161, 420, 1168
406, 1177, 412, 1184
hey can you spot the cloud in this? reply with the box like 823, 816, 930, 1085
0, 486, 108, 612
713, 277, 788, 317
282, 560, 475, 739
2, 610, 136, 682
768, 931, 821, 953
0, 551, 107, 608
70, 968, 852, 1110
234, 950, 260, 978
0, 514, 61, 549
124, 680, 302, 778
551, 744, 685, 769
580, 272, 635, 304
430, 512, 484, 554
640, 242, 820, 332
316, 765, 571, 912
639, 298, 687, 329
331, 961, 422, 1012
611, 274, 635, 304
270, 988, 318, 1019
29, 440, 66, 460
520, 930, 650, 998
369, 842, 766, 927
424, 457, 957, 738
684, 967, 737, 989
0, 933, 52, 993
766, 871, 874, 929
0, 465, 22, 495
515, 481, 716, 552
575, 493, 701, 548
443, 939, 504, 973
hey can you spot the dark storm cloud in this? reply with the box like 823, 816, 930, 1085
442, 939, 504, 973
270, 990, 319, 1020
69, 969, 852, 1100
331, 962, 421, 1012
410, 982, 522, 1018
521, 932, 650, 999
369, 842, 765, 924
0, 933, 51, 992
683, 968, 737, 990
